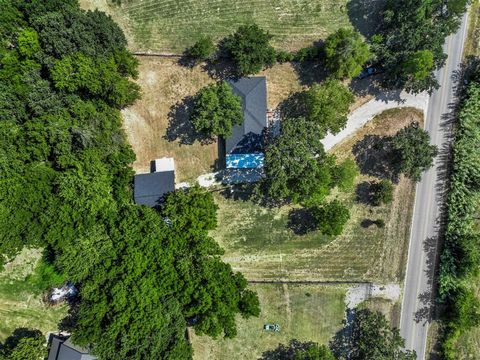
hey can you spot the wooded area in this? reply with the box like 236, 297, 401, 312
0, 1, 258, 359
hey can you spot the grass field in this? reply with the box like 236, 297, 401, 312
0, 248, 66, 341
212, 108, 421, 282
81, 0, 358, 52
123, 57, 303, 181
190, 283, 346, 360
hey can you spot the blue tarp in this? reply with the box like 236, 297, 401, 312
226, 153, 264, 169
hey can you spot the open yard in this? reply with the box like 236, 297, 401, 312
78, 0, 376, 53
190, 283, 346, 360
0, 248, 66, 341
212, 108, 422, 282
122, 56, 304, 182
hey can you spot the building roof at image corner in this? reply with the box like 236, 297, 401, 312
48, 337, 96, 360
226, 77, 267, 154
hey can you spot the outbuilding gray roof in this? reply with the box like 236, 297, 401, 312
134, 171, 175, 207
48, 337, 96, 360
226, 77, 267, 154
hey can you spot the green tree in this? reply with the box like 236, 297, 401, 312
223, 23, 276, 75
304, 80, 354, 136
0, 329, 46, 360
348, 309, 416, 360
262, 117, 334, 204
391, 122, 438, 181
260, 339, 335, 360
191, 81, 243, 138
311, 200, 350, 236
370, 179, 394, 206
332, 158, 358, 191
17, 28, 40, 59
187, 36, 215, 62
324, 28, 371, 79
402, 49, 434, 81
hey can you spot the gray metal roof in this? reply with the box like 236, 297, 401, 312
48, 337, 96, 360
134, 171, 175, 207
226, 77, 267, 154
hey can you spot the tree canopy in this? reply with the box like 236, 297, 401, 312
304, 80, 354, 136
311, 200, 350, 236
333, 309, 416, 360
260, 339, 335, 360
0, 2, 259, 359
191, 81, 243, 138
0, 329, 46, 360
187, 36, 215, 62
261, 117, 332, 205
372, 0, 468, 93
391, 122, 438, 181
324, 28, 371, 79
223, 23, 276, 75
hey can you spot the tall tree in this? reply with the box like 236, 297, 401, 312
223, 23, 276, 75
190, 81, 243, 138
391, 122, 438, 181
324, 28, 371, 79
304, 80, 354, 136
261, 117, 333, 204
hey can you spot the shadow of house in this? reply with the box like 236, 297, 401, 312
222, 77, 268, 184
48, 335, 96, 360
133, 158, 175, 207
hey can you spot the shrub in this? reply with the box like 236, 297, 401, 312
311, 200, 350, 236
223, 23, 276, 75
275, 49, 294, 63
187, 36, 215, 62
370, 180, 393, 206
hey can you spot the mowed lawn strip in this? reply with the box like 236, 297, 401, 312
110, 0, 353, 52
0, 248, 67, 340
190, 284, 346, 360
213, 108, 422, 282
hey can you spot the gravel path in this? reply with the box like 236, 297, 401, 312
322, 90, 429, 151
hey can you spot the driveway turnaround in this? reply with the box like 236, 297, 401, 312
322, 90, 428, 151
399, 11, 469, 359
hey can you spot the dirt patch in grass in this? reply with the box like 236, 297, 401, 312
213, 108, 422, 282
190, 284, 346, 360
0, 248, 67, 341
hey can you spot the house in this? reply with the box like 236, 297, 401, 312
224, 77, 267, 182
48, 336, 96, 360
134, 157, 175, 207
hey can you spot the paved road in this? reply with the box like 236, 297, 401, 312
399, 11, 469, 359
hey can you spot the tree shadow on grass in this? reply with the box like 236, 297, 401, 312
164, 95, 214, 145
259, 339, 321, 360
356, 181, 372, 204
287, 208, 316, 235
277, 91, 308, 119
352, 134, 400, 182
347, 0, 385, 39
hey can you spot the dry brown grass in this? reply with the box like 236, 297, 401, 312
122, 57, 216, 181
123, 57, 307, 181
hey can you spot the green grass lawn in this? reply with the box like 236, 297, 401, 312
0, 248, 67, 341
190, 283, 346, 360
107, 0, 355, 52
211, 109, 421, 283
